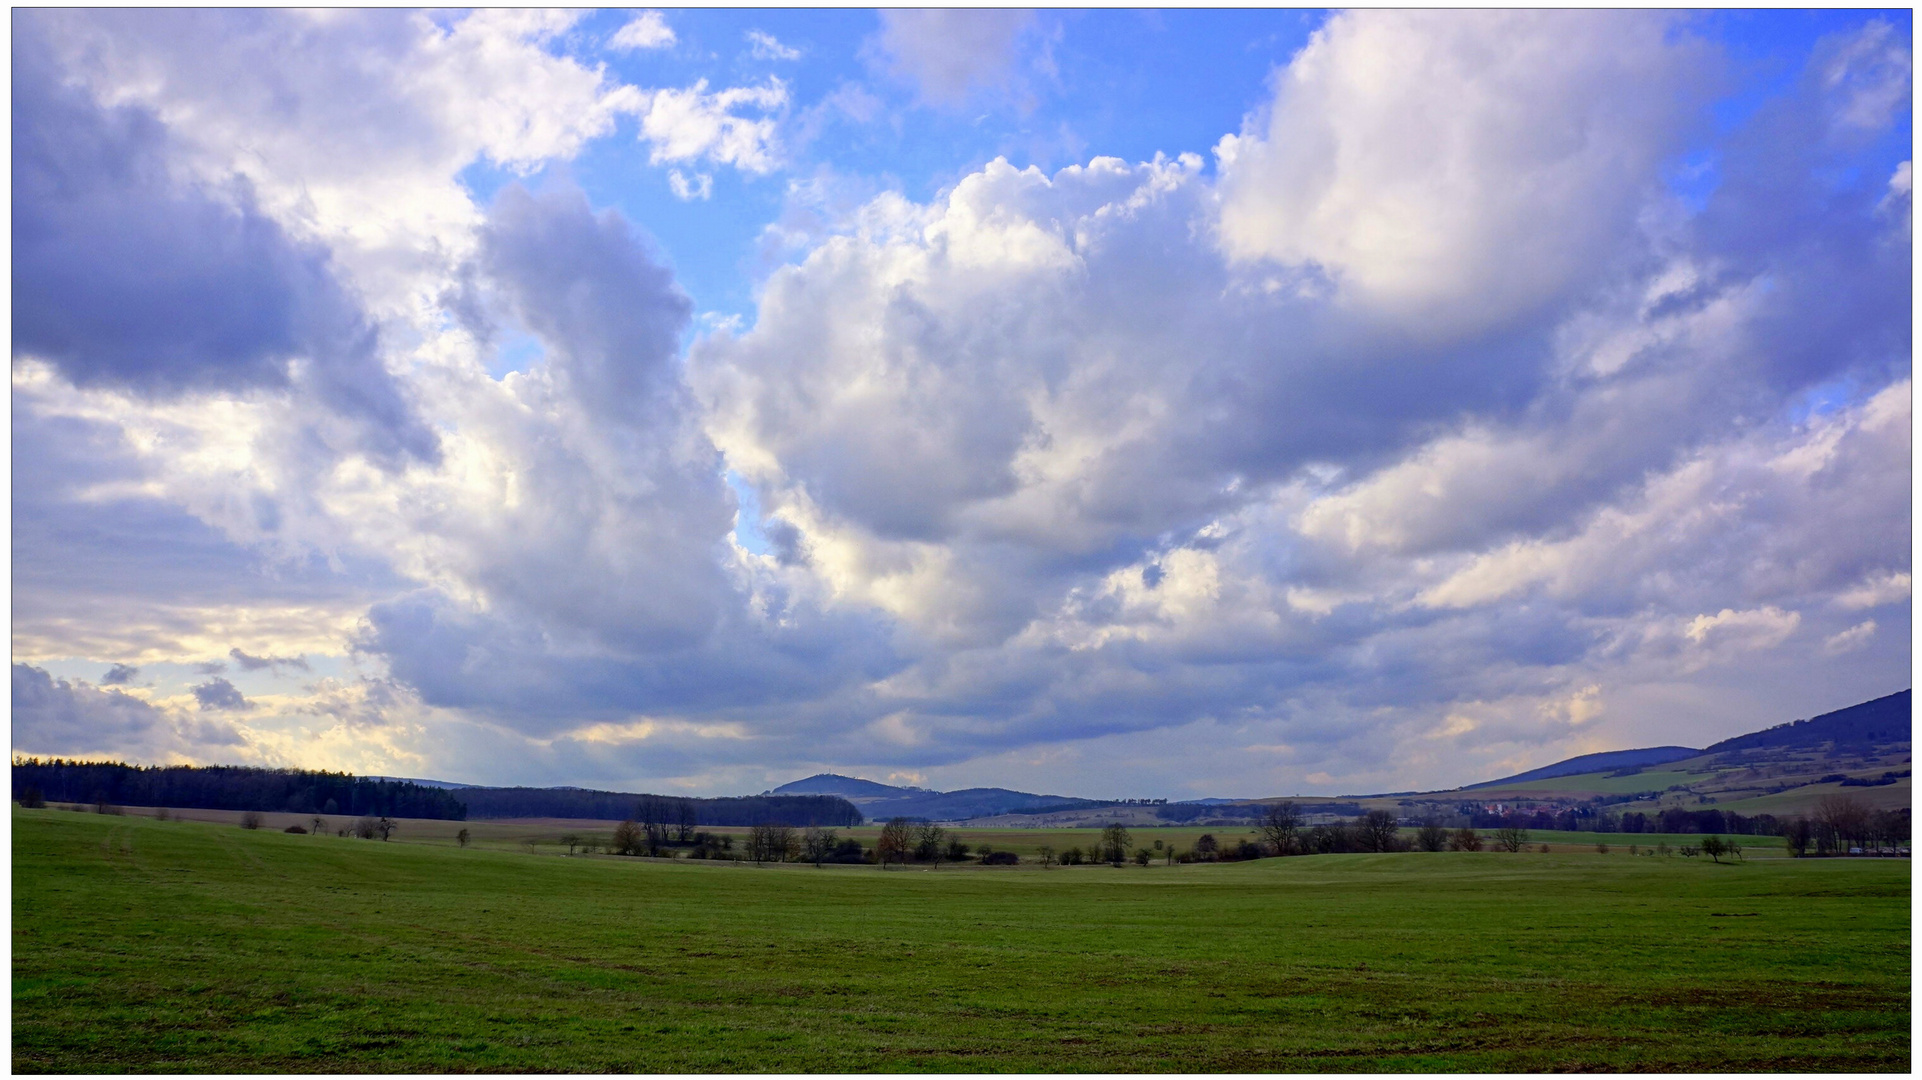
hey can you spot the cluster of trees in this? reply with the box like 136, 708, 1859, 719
1782, 796, 1909, 857
1457, 804, 1783, 836
455, 785, 860, 827
11, 758, 466, 819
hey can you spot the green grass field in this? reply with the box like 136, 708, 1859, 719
13, 807, 1909, 1072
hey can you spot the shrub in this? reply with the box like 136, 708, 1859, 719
19, 786, 45, 809
240, 811, 265, 830
283, 824, 308, 834
1595, 842, 1609, 854
980, 850, 1019, 865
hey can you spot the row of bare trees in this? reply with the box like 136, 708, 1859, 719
1783, 795, 1909, 856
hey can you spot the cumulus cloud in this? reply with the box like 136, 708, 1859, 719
11, 35, 439, 466
638, 79, 788, 174
14, 663, 245, 759
102, 664, 139, 685
192, 677, 252, 711
10, 11, 1910, 797
609, 11, 674, 52
1217, 10, 1708, 337
668, 169, 713, 201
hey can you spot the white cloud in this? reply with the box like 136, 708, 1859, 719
1835, 570, 1911, 610
1217, 10, 1707, 337
1824, 619, 1878, 655
747, 29, 800, 62
638, 78, 788, 174
668, 169, 713, 201
608, 11, 674, 52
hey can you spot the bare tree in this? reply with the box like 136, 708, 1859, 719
1037, 845, 1056, 868
1416, 818, 1449, 853
802, 826, 837, 867
375, 817, 398, 841
562, 834, 581, 856
914, 823, 947, 864
1493, 824, 1529, 853
1358, 810, 1400, 853
354, 816, 380, 839
748, 822, 795, 865
1260, 801, 1302, 856
310, 815, 326, 836
1816, 794, 1871, 854
456, 827, 472, 848
1100, 823, 1132, 865
876, 817, 914, 868
239, 811, 264, 830
1700, 835, 1726, 863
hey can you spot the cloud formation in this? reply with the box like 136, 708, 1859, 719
10, 10, 1910, 799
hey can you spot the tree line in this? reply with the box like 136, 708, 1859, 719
11, 758, 467, 819
456, 786, 860, 827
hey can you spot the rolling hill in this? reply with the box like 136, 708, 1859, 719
769, 774, 1110, 822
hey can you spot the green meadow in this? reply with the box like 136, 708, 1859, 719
13, 807, 1908, 1072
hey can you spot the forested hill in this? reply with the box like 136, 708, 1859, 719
1703, 690, 1911, 753
457, 786, 861, 827
11, 759, 467, 819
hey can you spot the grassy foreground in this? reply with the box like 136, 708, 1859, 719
12, 807, 1909, 1072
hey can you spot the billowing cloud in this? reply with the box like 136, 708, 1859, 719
1217, 10, 1708, 337
638, 79, 788, 174
10, 11, 1910, 798
14, 663, 245, 760
609, 11, 674, 52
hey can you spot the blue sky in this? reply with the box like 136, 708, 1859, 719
12, 9, 1913, 800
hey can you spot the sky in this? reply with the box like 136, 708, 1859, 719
10, 9, 1913, 800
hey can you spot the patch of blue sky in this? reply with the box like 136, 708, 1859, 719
1790, 376, 1867, 424
552, 9, 1333, 323
489, 330, 546, 380
724, 469, 774, 556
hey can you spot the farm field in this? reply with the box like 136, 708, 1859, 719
13, 806, 1909, 1072
76, 806, 1785, 861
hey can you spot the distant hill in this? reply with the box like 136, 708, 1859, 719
770, 773, 928, 799
1703, 690, 1910, 754
771, 773, 1105, 822
1464, 746, 1700, 790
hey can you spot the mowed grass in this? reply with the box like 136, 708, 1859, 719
13, 807, 1909, 1073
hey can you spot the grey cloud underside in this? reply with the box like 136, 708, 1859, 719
12, 400, 408, 661
10, 26, 437, 466
12, 663, 245, 760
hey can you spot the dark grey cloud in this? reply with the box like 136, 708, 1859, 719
13, 663, 245, 760
191, 677, 251, 712
101, 664, 139, 686
11, 24, 437, 466
229, 647, 310, 674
